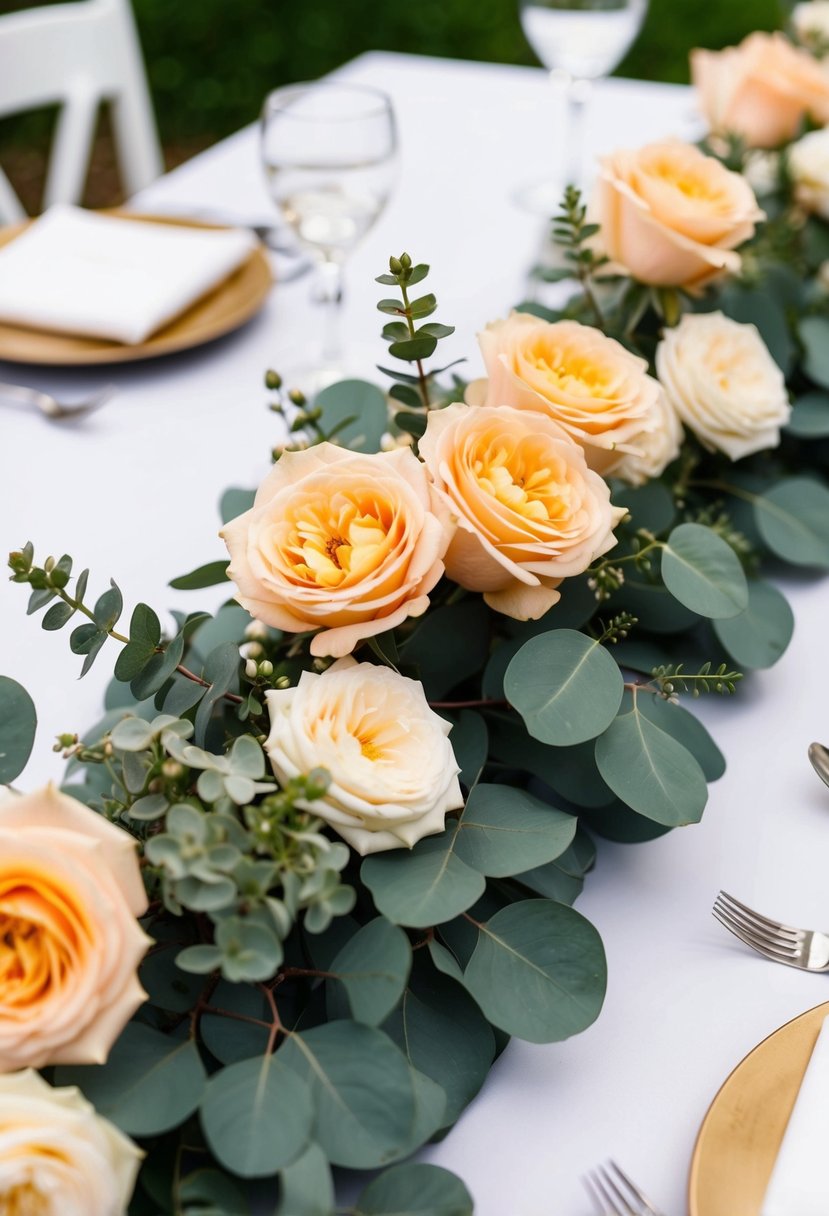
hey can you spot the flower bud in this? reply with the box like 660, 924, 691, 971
288, 388, 306, 407
245, 658, 258, 679
240, 641, 264, 661
258, 660, 274, 678
400, 252, 412, 269
275, 675, 291, 689
389, 255, 403, 274
161, 759, 184, 780
244, 619, 269, 642
265, 369, 282, 390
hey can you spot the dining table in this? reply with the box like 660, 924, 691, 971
3, 49, 829, 1216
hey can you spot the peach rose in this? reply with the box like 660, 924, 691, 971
265, 659, 463, 855
0, 1070, 142, 1215
593, 140, 763, 289
789, 126, 829, 218
221, 444, 451, 659
610, 387, 683, 487
692, 32, 829, 148
0, 786, 149, 1072
420, 403, 624, 619
467, 313, 662, 471
656, 312, 790, 461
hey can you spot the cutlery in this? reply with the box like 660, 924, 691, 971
0, 381, 115, 421
584, 1161, 665, 1216
713, 890, 829, 972
809, 741, 829, 790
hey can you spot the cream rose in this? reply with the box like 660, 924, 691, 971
692, 32, 829, 148
419, 403, 623, 619
610, 387, 683, 487
792, 1, 829, 52
0, 786, 149, 1072
0, 1070, 142, 1215
221, 444, 451, 659
789, 126, 829, 218
656, 311, 790, 461
467, 313, 662, 470
593, 140, 763, 289
265, 660, 463, 855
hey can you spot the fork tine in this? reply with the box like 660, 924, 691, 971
718, 891, 802, 938
583, 1173, 614, 1216
608, 1161, 661, 1215
713, 906, 802, 963
713, 900, 801, 956
595, 1164, 636, 1215
585, 1169, 628, 1216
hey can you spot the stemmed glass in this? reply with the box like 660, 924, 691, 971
517, 0, 650, 213
261, 82, 398, 390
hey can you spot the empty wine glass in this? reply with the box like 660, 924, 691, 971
261, 82, 398, 390
517, 0, 650, 213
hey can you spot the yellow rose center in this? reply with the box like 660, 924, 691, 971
0, 885, 82, 1011
4, 1181, 50, 1216
472, 438, 572, 523
523, 341, 612, 399
283, 493, 396, 589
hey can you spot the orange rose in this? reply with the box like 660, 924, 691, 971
420, 404, 623, 619
221, 443, 451, 658
467, 313, 662, 472
0, 786, 149, 1072
692, 32, 829, 148
593, 140, 763, 289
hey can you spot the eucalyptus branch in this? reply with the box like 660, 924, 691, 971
551, 185, 608, 328
650, 662, 743, 698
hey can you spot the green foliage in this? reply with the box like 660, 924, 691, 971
660, 523, 748, 619
754, 478, 829, 567
713, 579, 795, 669
353, 1163, 474, 1215
376, 253, 456, 416
0, 675, 37, 784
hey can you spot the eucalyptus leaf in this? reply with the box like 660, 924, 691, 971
41, 600, 74, 631
279, 1021, 417, 1168
595, 700, 708, 826
462, 900, 607, 1043
400, 600, 490, 699
713, 579, 794, 670
786, 391, 829, 439
800, 315, 829, 388
660, 524, 747, 619
200, 1054, 314, 1177
0, 675, 37, 783
611, 481, 676, 535
315, 379, 388, 451
353, 1164, 473, 1216
56, 1024, 206, 1135
328, 917, 411, 1025
170, 561, 230, 591
201, 983, 271, 1064
636, 693, 725, 782
505, 630, 624, 746
754, 478, 829, 567
449, 710, 488, 791
455, 783, 576, 877
220, 487, 256, 525
361, 826, 485, 928
131, 633, 185, 701
277, 1143, 334, 1216
585, 799, 673, 843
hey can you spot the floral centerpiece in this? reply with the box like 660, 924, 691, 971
5, 18, 829, 1212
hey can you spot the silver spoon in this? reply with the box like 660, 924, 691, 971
0, 381, 115, 421
809, 742, 829, 790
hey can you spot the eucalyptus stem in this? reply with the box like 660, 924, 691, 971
398, 278, 431, 410
55, 585, 129, 644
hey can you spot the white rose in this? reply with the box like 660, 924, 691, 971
609, 387, 683, 486
265, 660, 463, 855
0, 1070, 142, 1216
656, 312, 790, 461
789, 126, 829, 219
792, 1, 829, 50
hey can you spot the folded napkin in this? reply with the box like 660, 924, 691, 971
762, 1013, 829, 1216
0, 204, 258, 344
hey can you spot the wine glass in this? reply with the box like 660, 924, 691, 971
517, 0, 650, 213
261, 82, 398, 391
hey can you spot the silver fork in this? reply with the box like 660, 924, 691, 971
0, 381, 115, 421
713, 890, 829, 972
584, 1161, 665, 1216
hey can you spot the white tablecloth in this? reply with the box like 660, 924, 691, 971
2, 52, 829, 1216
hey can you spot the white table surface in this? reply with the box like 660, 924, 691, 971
3, 51, 829, 1216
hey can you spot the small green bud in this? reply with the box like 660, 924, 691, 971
162, 759, 184, 780
275, 675, 291, 690
245, 658, 258, 679
389, 254, 403, 274
258, 660, 274, 678
400, 252, 412, 269
54, 732, 78, 751
265, 369, 282, 390
288, 388, 306, 407
43, 555, 56, 573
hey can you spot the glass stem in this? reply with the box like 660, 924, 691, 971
312, 258, 344, 366
565, 76, 592, 189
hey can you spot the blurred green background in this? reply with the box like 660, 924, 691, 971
0, 0, 782, 208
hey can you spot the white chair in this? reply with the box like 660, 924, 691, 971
0, 0, 163, 221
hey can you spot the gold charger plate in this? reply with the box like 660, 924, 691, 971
0, 211, 273, 366
688, 1000, 829, 1215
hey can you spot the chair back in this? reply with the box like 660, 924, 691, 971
0, 0, 163, 221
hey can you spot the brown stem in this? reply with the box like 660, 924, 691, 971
259, 982, 284, 1053
174, 662, 244, 705
199, 1004, 272, 1030
428, 698, 508, 710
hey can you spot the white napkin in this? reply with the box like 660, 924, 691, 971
762, 1013, 829, 1215
0, 204, 258, 344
